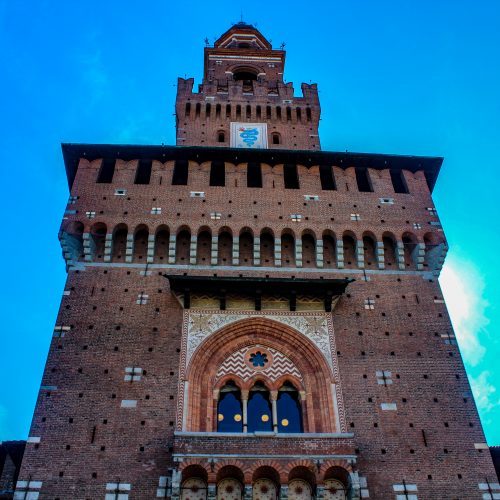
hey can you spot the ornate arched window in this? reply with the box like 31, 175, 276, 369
277, 382, 303, 433
247, 382, 272, 432
217, 381, 243, 432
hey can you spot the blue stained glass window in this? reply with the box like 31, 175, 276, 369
249, 351, 268, 367
217, 389, 243, 432
277, 387, 303, 433
247, 390, 272, 432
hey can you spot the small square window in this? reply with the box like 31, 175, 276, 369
210, 212, 222, 220
350, 213, 361, 221
290, 214, 302, 222
151, 207, 162, 215
85, 211, 96, 219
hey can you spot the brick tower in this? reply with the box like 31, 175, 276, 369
17, 22, 498, 500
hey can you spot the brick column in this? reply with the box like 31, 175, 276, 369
189, 235, 197, 265
125, 234, 133, 263
253, 236, 261, 266
376, 241, 385, 269
336, 240, 344, 268
232, 235, 239, 266
147, 234, 155, 264
316, 239, 324, 268
295, 239, 303, 268
103, 233, 112, 262
274, 237, 282, 267
211, 235, 218, 265
168, 234, 176, 264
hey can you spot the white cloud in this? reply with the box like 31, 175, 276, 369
439, 254, 489, 366
470, 371, 500, 416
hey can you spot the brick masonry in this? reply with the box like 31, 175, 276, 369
17, 22, 497, 500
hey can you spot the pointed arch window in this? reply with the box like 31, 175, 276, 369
217, 381, 243, 432
247, 382, 272, 432
277, 382, 303, 433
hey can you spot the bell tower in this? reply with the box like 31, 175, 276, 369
176, 22, 321, 150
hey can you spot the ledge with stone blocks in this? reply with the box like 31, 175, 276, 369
173, 431, 356, 459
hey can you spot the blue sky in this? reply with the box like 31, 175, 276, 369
1, 0, 499, 444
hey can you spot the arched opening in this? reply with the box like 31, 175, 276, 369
132, 225, 148, 262
260, 229, 275, 266
176, 229, 191, 264
276, 106, 282, 120
226, 104, 231, 118
217, 381, 243, 432
197, 229, 212, 264
246, 105, 251, 119
181, 477, 207, 500
342, 233, 357, 269
112, 224, 128, 261
239, 230, 254, 265
301, 233, 316, 268
272, 132, 281, 145
382, 232, 397, 267
362, 233, 377, 269
402, 232, 418, 270
323, 467, 350, 500
288, 466, 315, 500
89, 222, 105, 262
195, 103, 201, 118
216, 104, 221, 120
206, 103, 211, 118
286, 107, 292, 121
277, 382, 303, 433
296, 107, 302, 123
64, 221, 84, 262
247, 381, 272, 432
236, 105, 242, 120
217, 478, 243, 500
306, 107, 312, 122
266, 106, 271, 119
322, 231, 336, 268
424, 232, 445, 270
154, 226, 170, 263
252, 467, 279, 500
185, 102, 191, 117
217, 131, 225, 143
233, 68, 258, 93
218, 230, 233, 265
256, 105, 262, 119
281, 231, 295, 267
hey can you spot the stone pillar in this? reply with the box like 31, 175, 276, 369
147, 234, 155, 264
125, 234, 134, 263
356, 239, 364, 268
316, 239, 324, 268
242, 390, 249, 433
211, 235, 218, 266
189, 235, 197, 265
295, 239, 303, 268
279, 485, 288, 500
416, 242, 426, 270
396, 241, 405, 270
376, 241, 385, 269
336, 240, 344, 268
104, 233, 112, 262
270, 390, 278, 432
207, 484, 216, 500
168, 234, 176, 264
274, 238, 282, 267
83, 232, 92, 262
243, 485, 253, 500
253, 237, 261, 266
232, 235, 239, 266
171, 470, 182, 500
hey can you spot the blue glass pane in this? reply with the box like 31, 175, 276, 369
277, 392, 303, 433
247, 392, 272, 432
217, 392, 243, 432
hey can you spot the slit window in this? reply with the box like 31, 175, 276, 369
319, 164, 336, 190
284, 163, 300, 189
185, 102, 191, 117
134, 160, 152, 185
195, 103, 201, 118
210, 161, 225, 186
97, 158, 115, 183
306, 107, 312, 121
247, 162, 262, 188
172, 160, 189, 185
226, 104, 231, 118
390, 169, 410, 193
355, 168, 373, 192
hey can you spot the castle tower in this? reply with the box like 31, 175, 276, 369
176, 22, 320, 150
16, 23, 498, 500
